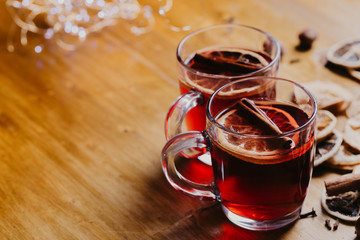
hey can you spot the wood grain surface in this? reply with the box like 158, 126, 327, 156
0, 0, 359, 239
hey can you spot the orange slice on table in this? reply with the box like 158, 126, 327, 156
348, 68, 360, 81
328, 145, 360, 169
327, 38, 360, 68
316, 110, 337, 142
353, 164, 360, 174
346, 93, 360, 118
215, 103, 313, 165
321, 188, 360, 222
302, 81, 352, 114
344, 117, 360, 152
314, 129, 342, 167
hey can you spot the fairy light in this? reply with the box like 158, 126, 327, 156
6, 0, 204, 52
6, 0, 156, 52
34, 45, 43, 53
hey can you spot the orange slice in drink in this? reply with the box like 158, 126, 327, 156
216, 103, 313, 164
260, 105, 299, 133
184, 48, 273, 97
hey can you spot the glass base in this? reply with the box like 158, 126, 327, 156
222, 205, 301, 231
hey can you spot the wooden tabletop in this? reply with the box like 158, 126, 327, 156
0, 1, 359, 239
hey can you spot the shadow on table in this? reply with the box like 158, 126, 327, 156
150, 202, 293, 240
134, 157, 293, 240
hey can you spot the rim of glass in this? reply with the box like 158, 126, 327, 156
206, 76, 318, 138
176, 24, 281, 79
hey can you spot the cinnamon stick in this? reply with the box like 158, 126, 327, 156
236, 98, 294, 149
325, 173, 360, 196
193, 52, 263, 73
239, 98, 282, 135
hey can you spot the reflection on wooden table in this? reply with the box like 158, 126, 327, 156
0, 0, 359, 239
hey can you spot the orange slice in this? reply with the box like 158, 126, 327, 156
302, 81, 352, 114
353, 165, 360, 174
314, 129, 342, 167
348, 68, 360, 81
327, 38, 360, 68
184, 48, 274, 98
321, 188, 360, 222
329, 145, 360, 167
216, 103, 313, 165
344, 117, 360, 152
346, 94, 360, 118
260, 105, 299, 132
316, 110, 337, 142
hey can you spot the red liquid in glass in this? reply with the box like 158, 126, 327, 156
211, 102, 315, 220
180, 48, 273, 131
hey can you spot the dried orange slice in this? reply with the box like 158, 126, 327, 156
353, 165, 360, 174
184, 48, 274, 98
329, 145, 360, 167
321, 188, 360, 222
348, 68, 360, 81
314, 129, 342, 167
327, 38, 360, 68
346, 97, 360, 118
316, 110, 337, 142
344, 117, 360, 152
216, 102, 314, 165
302, 81, 352, 114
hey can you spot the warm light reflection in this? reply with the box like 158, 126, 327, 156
6, 0, 155, 51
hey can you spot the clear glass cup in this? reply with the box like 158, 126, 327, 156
165, 24, 281, 140
162, 76, 317, 231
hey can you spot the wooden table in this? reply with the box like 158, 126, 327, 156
0, 1, 359, 239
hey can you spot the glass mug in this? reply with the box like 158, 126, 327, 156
162, 77, 317, 230
165, 24, 281, 140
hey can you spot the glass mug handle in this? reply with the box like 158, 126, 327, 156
161, 131, 216, 200
165, 90, 203, 140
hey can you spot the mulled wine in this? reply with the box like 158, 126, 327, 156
180, 47, 274, 131
211, 100, 315, 220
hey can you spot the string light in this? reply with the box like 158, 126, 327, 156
6, 0, 155, 51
